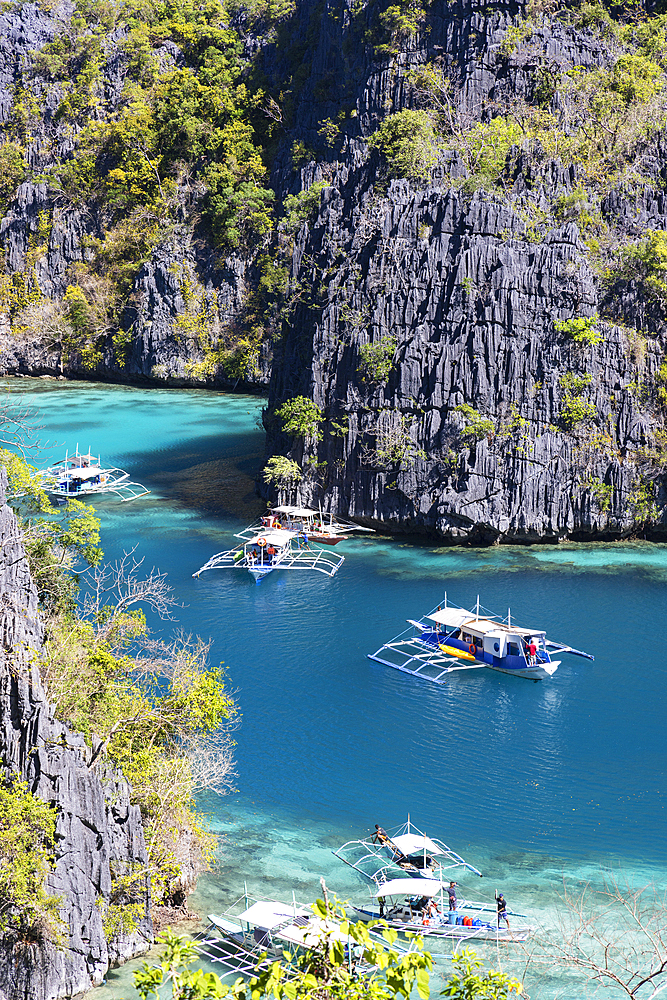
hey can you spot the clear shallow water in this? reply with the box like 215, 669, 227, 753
5, 378, 667, 999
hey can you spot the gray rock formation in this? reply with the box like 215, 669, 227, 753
259, 0, 667, 542
0, 0, 666, 540
0, 468, 152, 1000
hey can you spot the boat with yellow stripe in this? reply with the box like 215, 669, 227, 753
368, 596, 594, 682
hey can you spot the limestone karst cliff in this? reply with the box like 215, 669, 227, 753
0, 0, 667, 539
0, 467, 152, 1000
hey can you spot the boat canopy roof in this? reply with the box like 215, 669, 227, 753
427, 609, 479, 628
247, 529, 295, 546
391, 833, 447, 857
278, 917, 351, 948
427, 609, 545, 638
67, 467, 104, 481
272, 505, 317, 517
372, 879, 446, 898
238, 900, 308, 929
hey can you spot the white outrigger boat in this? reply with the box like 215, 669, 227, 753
351, 879, 534, 944
236, 506, 375, 546
197, 892, 416, 980
193, 528, 345, 583
41, 448, 150, 502
333, 818, 483, 886
368, 596, 594, 682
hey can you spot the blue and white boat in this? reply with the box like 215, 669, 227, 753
41, 448, 150, 502
193, 528, 344, 584
368, 597, 594, 682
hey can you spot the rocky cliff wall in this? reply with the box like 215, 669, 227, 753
0, 0, 667, 540
0, 467, 152, 1000
260, 0, 667, 542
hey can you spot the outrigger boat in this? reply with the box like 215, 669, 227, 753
197, 891, 416, 980
368, 596, 594, 683
333, 818, 483, 887
193, 528, 345, 583
236, 506, 375, 546
41, 448, 150, 502
351, 879, 534, 944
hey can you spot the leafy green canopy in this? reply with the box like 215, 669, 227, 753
358, 335, 397, 383
368, 110, 438, 180
275, 396, 324, 440
41, 0, 276, 251
0, 781, 61, 941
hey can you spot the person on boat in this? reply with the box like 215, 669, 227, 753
527, 638, 537, 664
497, 893, 510, 930
372, 824, 390, 845
266, 544, 276, 563
447, 882, 458, 911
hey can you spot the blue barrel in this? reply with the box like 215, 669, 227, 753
449, 912, 457, 924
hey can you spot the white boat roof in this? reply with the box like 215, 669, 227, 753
372, 879, 446, 898
238, 900, 308, 929
427, 609, 545, 638
390, 833, 447, 857
427, 609, 477, 627
208, 913, 243, 933
271, 505, 317, 516
66, 467, 105, 481
278, 917, 350, 948
246, 529, 295, 546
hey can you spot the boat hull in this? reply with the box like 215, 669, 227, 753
352, 907, 531, 942
307, 534, 348, 545
487, 660, 560, 680
248, 566, 275, 583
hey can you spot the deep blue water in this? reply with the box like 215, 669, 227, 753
5, 378, 667, 999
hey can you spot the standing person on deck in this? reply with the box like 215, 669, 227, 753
497, 893, 510, 930
447, 882, 458, 911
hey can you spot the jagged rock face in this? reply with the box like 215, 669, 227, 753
0, 468, 152, 1000
260, 0, 667, 542
268, 173, 662, 541
1, 0, 667, 539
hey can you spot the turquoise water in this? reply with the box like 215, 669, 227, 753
5, 378, 667, 999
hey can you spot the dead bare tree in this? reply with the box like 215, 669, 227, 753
537, 876, 667, 998
80, 548, 180, 647
0, 392, 38, 455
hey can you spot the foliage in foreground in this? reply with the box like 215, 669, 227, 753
1, 438, 237, 932
0, 781, 62, 942
134, 911, 523, 1000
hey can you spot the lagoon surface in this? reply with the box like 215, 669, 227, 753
6, 378, 667, 999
